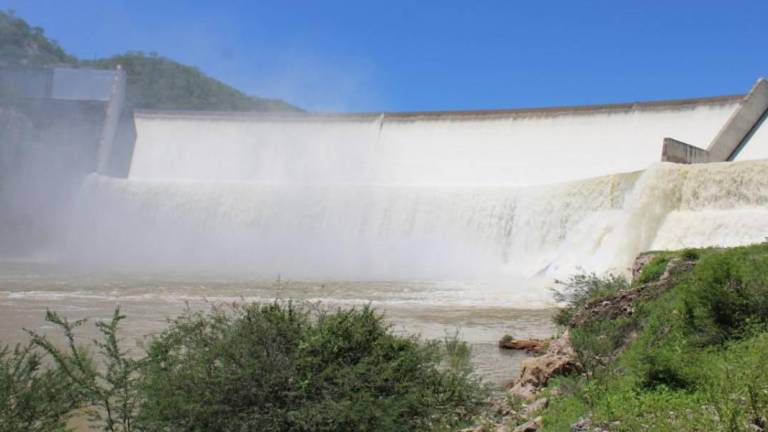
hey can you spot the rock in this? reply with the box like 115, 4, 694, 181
513, 416, 542, 432
499, 336, 545, 353
509, 331, 575, 401
570, 416, 592, 431
524, 398, 548, 416
491, 399, 515, 417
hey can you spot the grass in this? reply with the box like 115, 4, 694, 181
635, 255, 669, 284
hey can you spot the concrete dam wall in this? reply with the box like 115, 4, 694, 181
129, 96, 752, 186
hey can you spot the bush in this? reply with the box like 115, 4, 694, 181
27, 309, 142, 432
0, 342, 76, 432
10, 303, 486, 431
138, 302, 487, 432
570, 316, 635, 382
682, 244, 768, 344
551, 272, 629, 326
681, 248, 700, 261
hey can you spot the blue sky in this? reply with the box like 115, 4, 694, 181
3, 0, 767, 112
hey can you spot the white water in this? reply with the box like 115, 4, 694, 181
130, 101, 739, 186
63, 158, 768, 307
22, 100, 756, 309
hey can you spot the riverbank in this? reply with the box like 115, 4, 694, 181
473, 242, 768, 431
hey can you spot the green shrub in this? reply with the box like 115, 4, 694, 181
12, 303, 486, 431
681, 248, 700, 261
682, 244, 768, 344
138, 302, 486, 432
0, 342, 76, 432
570, 316, 636, 382
551, 271, 629, 326
28, 309, 142, 432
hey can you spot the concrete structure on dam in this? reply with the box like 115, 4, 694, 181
662, 78, 768, 164
127, 78, 768, 186
0, 66, 130, 177
0, 66, 129, 255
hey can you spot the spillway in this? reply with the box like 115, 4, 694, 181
129, 97, 746, 186
56, 92, 768, 304
67, 160, 768, 283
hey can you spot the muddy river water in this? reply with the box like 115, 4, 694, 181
0, 262, 555, 387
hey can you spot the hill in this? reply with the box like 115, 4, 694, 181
86, 53, 300, 112
0, 10, 74, 66
0, 10, 300, 112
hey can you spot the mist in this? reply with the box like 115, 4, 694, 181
12, 104, 763, 285
3, 66, 768, 290
0, 92, 109, 259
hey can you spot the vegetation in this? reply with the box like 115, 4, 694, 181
550, 271, 629, 327
1, 303, 487, 432
0, 342, 76, 432
28, 309, 142, 432
634, 255, 669, 284
539, 243, 768, 431
0, 10, 74, 66
86, 53, 299, 112
4, 246, 768, 432
0, 10, 299, 112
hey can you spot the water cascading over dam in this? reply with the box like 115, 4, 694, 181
69, 160, 768, 280
63, 94, 768, 300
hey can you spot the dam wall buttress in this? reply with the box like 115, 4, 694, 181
661, 78, 768, 164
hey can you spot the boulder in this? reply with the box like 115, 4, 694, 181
498, 336, 545, 353
524, 398, 549, 416
513, 416, 542, 432
508, 331, 575, 401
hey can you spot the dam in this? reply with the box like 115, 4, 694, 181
2, 68, 767, 287
130, 95, 756, 186
53, 76, 768, 284
2, 70, 768, 382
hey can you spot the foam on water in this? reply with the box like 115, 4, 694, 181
63, 159, 768, 303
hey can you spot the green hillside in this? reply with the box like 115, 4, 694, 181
0, 10, 74, 66
0, 10, 300, 112
86, 53, 300, 112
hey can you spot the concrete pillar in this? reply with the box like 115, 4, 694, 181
96, 65, 126, 174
